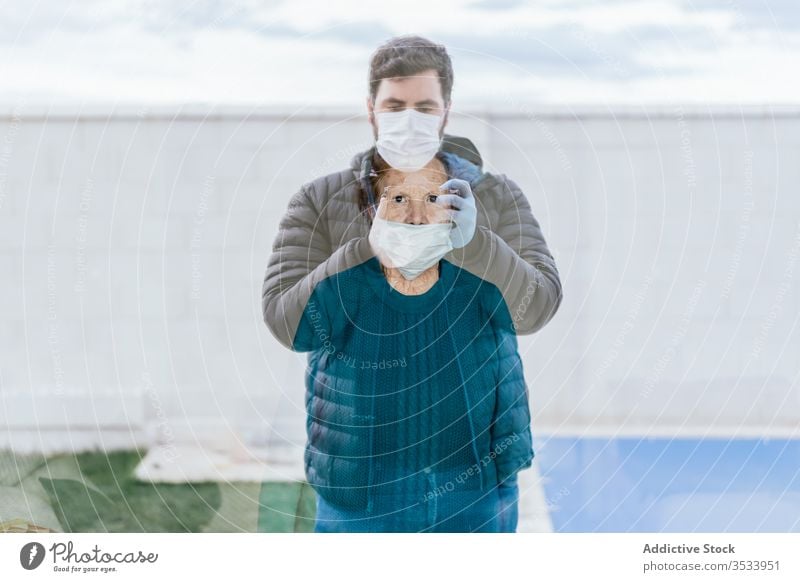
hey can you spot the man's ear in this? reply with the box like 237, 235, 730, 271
366, 96, 379, 140
366, 95, 375, 125
440, 101, 451, 135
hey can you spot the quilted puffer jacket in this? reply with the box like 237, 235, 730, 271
290, 254, 534, 514
262, 133, 563, 349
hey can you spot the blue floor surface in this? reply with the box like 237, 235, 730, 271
535, 435, 800, 532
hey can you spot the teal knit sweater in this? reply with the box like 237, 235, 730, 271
292, 256, 533, 517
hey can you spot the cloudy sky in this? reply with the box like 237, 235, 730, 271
1, 0, 798, 108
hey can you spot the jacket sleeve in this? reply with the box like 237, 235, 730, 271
262, 182, 374, 350
291, 284, 330, 353
485, 284, 535, 486
447, 174, 563, 336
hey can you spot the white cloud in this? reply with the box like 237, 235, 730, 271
0, 0, 798, 106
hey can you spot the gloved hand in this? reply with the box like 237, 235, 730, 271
437, 178, 477, 249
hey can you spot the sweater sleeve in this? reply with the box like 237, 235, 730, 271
447, 173, 563, 336
262, 182, 374, 350
485, 283, 535, 485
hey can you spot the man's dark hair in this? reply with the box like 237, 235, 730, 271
368, 35, 454, 106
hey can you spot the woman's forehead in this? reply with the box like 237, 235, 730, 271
382, 165, 447, 190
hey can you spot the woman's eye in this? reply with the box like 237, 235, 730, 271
427, 194, 438, 203
393, 195, 404, 203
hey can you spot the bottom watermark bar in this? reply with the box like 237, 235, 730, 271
1, 533, 798, 581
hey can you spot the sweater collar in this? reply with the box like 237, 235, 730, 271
362, 256, 457, 314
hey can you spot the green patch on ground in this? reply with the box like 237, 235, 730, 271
0, 449, 316, 533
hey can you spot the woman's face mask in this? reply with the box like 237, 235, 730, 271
374, 108, 444, 173
368, 186, 453, 280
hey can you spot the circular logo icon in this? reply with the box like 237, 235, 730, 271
20, 542, 46, 570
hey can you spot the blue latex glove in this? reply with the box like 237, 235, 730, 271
437, 178, 477, 249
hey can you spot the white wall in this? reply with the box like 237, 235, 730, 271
1, 104, 798, 454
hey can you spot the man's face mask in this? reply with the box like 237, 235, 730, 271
374, 108, 444, 173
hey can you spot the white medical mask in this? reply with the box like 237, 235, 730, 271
368, 215, 454, 280
374, 108, 443, 172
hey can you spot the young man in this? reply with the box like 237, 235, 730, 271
262, 34, 563, 348
262, 33, 562, 533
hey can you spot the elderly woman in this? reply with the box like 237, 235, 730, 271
290, 158, 534, 533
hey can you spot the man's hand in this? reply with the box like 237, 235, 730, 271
437, 178, 477, 249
